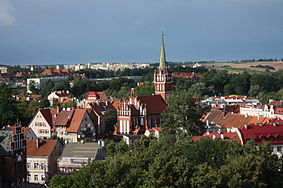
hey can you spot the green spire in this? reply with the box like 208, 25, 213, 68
159, 30, 166, 70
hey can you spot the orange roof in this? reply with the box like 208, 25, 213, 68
31, 95, 42, 99
61, 98, 73, 104
112, 101, 120, 110
26, 140, 57, 157
53, 109, 74, 126
220, 114, 270, 129
42, 69, 53, 76
67, 109, 87, 133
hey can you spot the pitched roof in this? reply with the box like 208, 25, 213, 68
53, 110, 74, 126
238, 119, 283, 144
203, 108, 226, 125
67, 109, 87, 133
137, 95, 167, 115
193, 132, 240, 143
220, 113, 270, 129
26, 140, 57, 157
86, 91, 106, 100
39, 108, 60, 126
61, 98, 73, 104
41, 69, 53, 76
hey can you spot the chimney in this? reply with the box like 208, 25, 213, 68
212, 135, 216, 140
57, 106, 60, 114
220, 134, 224, 140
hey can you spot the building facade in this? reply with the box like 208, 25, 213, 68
26, 139, 62, 184
0, 127, 27, 188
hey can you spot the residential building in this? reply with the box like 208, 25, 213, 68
57, 142, 102, 174
26, 139, 62, 184
196, 118, 283, 157
85, 91, 107, 102
203, 107, 270, 133
0, 126, 27, 188
47, 90, 71, 105
201, 95, 260, 108
29, 108, 97, 142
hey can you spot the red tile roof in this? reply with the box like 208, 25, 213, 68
238, 119, 283, 144
137, 95, 167, 115
193, 132, 240, 143
220, 113, 270, 129
61, 98, 73, 104
41, 69, 53, 76
67, 109, 87, 133
53, 109, 74, 126
86, 91, 106, 100
26, 140, 57, 157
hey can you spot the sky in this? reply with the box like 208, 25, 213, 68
0, 0, 282, 65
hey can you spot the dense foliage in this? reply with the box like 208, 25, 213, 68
49, 134, 283, 188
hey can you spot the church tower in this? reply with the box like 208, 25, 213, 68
153, 31, 173, 101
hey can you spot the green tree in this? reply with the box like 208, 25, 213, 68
104, 109, 117, 133
162, 90, 205, 136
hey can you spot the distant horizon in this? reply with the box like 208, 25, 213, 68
1, 57, 283, 67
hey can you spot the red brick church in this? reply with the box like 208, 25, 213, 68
115, 32, 173, 135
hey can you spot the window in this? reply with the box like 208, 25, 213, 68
27, 175, 31, 181
41, 175, 45, 181
34, 175, 38, 181
277, 146, 282, 152
34, 163, 39, 169
27, 163, 31, 169
41, 163, 46, 170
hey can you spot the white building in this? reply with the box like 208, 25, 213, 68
26, 139, 62, 184
29, 108, 96, 142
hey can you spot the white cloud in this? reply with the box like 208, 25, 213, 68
0, 0, 16, 26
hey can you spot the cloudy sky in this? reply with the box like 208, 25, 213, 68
0, 0, 282, 65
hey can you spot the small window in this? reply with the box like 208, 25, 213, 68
41, 175, 45, 181
41, 163, 46, 170
34, 163, 39, 169
277, 146, 282, 152
27, 163, 31, 169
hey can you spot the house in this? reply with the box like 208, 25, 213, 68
195, 118, 283, 157
47, 90, 71, 105
26, 139, 62, 184
29, 108, 96, 142
201, 95, 260, 108
57, 142, 103, 174
0, 127, 27, 188
144, 127, 162, 138
203, 107, 270, 133
85, 91, 107, 102
115, 88, 167, 135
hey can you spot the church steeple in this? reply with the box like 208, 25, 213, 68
154, 29, 173, 101
159, 31, 166, 70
